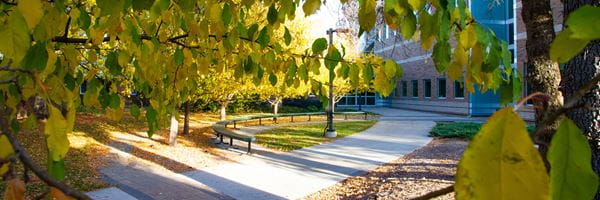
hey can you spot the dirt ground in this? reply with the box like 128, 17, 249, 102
304, 138, 468, 200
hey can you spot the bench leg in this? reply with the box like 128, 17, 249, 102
247, 142, 251, 153
230, 137, 233, 146
308, 115, 311, 121
234, 121, 237, 129
220, 134, 223, 143
291, 116, 294, 122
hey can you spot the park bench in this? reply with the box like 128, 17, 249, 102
212, 122, 256, 153
212, 111, 373, 153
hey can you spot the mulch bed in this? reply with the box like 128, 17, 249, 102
304, 138, 468, 200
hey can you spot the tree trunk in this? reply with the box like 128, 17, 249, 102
273, 101, 279, 115
168, 114, 178, 146
521, 0, 564, 166
562, 1, 600, 198
219, 102, 228, 121
183, 101, 190, 135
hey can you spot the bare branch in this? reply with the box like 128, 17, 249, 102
534, 73, 600, 141
1, 129, 92, 200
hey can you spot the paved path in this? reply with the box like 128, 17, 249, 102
88, 108, 465, 199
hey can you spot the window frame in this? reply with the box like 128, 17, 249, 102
423, 79, 432, 98
411, 80, 419, 98
454, 80, 465, 99
437, 78, 447, 99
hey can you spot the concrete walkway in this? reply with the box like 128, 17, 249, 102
88, 108, 462, 199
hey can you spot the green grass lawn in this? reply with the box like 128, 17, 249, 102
429, 122, 536, 140
256, 120, 378, 151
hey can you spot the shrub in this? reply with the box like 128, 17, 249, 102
429, 122, 536, 140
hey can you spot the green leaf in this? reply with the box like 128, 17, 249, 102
349, 63, 360, 87
221, 3, 232, 27
267, 4, 278, 25
455, 107, 549, 200
324, 47, 342, 69
358, 0, 377, 35
247, 23, 259, 39
362, 63, 374, 84
340, 63, 350, 79
132, 0, 155, 11
432, 40, 451, 73
174, 48, 184, 65
401, 12, 417, 39
550, 28, 590, 63
18, 0, 44, 29
565, 5, 600, 40
78, 8, 92, 30
47, 158, 66, 181
302, 0, 321, 16
312, 38, 328, 54
45, 104, 71, 161
408, 0, 424, 11
21, 41, 48, 71
548, 118, 600, 200
0, 10, 31, 63
109, 93, 120, 109
130, 104, 141, 119
257, 27, 270, 48
298, 63, 309, 82
383, 59, 398, 78
0, 135, 14, 176
105, 51, 122, 75
284, 27, 292, 46
146, 106, 157, 137
269, 73, 278, 86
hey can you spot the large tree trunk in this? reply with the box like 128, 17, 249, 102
562, 1, 600, 198
183, 101, 190, 135
168, 114, 178, 146
521, 0, 564, 165
219, 102, 228, 121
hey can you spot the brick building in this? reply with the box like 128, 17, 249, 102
338, 0, 564, 120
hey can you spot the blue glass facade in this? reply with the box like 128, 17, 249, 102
469, 0, 516, 116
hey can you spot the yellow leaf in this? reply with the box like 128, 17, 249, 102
459, 24, 477, 48
183, 48, 193, 66
51, 187, 75, 200
45, 104, 71, 161
0, 10, 31, 63
455, 107, 549, 200
4, 179, 25, 200
18, 0, 44, 29
0, 135, 14, 175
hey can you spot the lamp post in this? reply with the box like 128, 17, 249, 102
324, 28, 348, 138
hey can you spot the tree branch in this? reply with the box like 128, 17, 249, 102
409, 185, 454, 200
534, 73, 600, 139
1, 129, 91, 200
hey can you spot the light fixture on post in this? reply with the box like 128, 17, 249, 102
324, 28, 349, 138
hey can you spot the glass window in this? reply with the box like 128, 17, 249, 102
401, 81, 407, 96
424, 79, 431, 98
454, 80, 465, 98
509, 23, 515, 45
437, 78, 446, 98
412, 80, 419, 97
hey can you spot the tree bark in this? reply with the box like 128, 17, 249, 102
168, 114, 178, 146
273, 101, 279, 115
561, 1, 600, 198
219, 102, 228, 121
183, 101, 190, 135
521, 0, 564, 166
